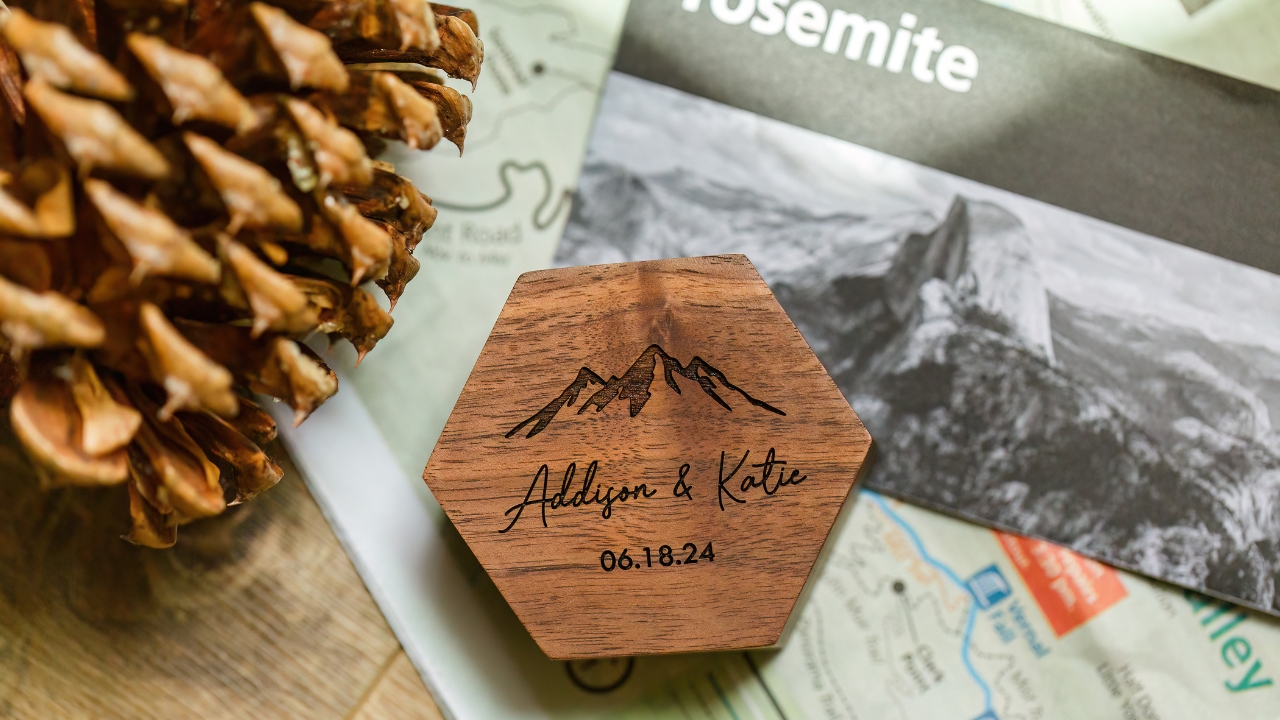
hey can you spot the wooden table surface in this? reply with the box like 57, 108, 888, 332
0, 417, 444, 719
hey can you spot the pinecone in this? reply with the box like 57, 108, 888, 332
0, 0, 482, 547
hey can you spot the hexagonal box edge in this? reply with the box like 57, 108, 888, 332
423, 254, 874, 659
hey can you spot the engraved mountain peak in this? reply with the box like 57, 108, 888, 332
507, 344, 785, 439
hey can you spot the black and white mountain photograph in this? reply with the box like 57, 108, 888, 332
557, 73, 1280, 615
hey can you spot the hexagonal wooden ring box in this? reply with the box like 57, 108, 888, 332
422, 254, 873, 659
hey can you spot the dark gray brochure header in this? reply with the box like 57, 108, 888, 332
617, 0, 1280, 273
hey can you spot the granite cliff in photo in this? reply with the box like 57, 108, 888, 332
559, 75, 1280, 612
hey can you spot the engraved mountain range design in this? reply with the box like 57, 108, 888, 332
507, 344, 785, 439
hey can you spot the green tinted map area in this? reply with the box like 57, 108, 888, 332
350, 0, 626, 482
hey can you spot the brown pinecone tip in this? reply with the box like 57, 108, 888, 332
0, 0, 482, 547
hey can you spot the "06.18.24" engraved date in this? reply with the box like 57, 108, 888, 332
600, 542, 715, 572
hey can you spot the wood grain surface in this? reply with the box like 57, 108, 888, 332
0, 417, 442, 720
423, 254, 873, 659
351, 652, 445, 720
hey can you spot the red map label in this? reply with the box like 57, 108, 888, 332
996, 532, 1128, 637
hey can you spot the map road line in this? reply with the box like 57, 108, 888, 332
866, 492, 995, 719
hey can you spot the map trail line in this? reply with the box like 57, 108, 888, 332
743, 653, 789, 720
868, 492, 995, 719
706, 672, 742, 720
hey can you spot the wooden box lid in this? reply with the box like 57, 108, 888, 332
422, 255, 873, 659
